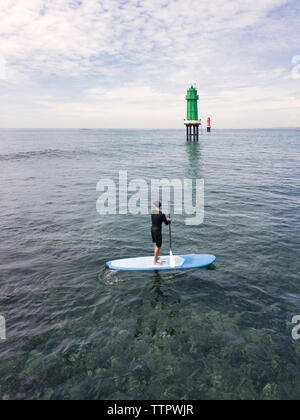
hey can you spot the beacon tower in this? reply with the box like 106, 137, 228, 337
184, 86, 201, 141
207, 117, 211, 132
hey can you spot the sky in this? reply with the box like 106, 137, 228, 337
0, 0, 300, 129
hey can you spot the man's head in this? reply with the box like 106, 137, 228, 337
154, 201, 162, 211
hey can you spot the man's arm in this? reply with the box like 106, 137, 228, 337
163, 214, 172, 225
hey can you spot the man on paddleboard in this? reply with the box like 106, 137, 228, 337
151, 201, 172, 266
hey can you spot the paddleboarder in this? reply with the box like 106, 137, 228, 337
151, 201, 172, 266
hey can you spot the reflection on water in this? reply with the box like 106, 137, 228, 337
185, 141, 202, 179
151, 271, 177, 305
134, 271, 179, 341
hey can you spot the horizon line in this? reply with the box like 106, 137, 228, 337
0, 127, 299, 131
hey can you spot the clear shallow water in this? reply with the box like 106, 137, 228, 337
0, 128, 299, 400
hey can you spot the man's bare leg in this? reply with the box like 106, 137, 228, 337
154, 245, 163, 265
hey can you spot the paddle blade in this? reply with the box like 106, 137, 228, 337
170, 250, 176, 268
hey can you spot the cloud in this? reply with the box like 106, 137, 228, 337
0, 0, 294, 77
0, 0, 299, 128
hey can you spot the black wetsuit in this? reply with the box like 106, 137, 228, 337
151, 211, 170, 248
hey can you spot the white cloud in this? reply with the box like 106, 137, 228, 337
0, 0, 299, 128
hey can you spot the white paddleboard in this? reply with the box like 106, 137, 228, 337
106, 254, 216, 271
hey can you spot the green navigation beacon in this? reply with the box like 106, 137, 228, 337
184, 86, 202, 141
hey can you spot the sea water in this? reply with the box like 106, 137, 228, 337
0, 128, 299, 400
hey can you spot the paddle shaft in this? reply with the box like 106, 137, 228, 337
169, 211, 172, 251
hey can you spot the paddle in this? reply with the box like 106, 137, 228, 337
169, 204, 176, 268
